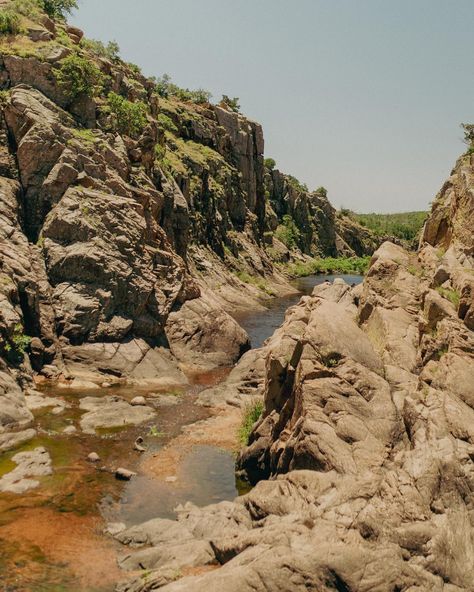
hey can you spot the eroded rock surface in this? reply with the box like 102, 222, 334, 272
116, 212, 474, 590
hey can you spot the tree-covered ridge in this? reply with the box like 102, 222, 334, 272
344, 210, 429, 241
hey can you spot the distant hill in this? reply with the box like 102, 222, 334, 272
343, 211, 429, 242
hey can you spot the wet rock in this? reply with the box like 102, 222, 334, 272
0, 428, 36, 452
115, 468, 137, 481
79, 396, 156, 435
0, 447, 52, 494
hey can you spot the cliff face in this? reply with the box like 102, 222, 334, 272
115, 152, 474, 591
0, 3, 379, 441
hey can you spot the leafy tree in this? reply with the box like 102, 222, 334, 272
81, 38, 120, 62
315, 186, 327, 197
154, 74, 212, 104
54, 54, 105, 99
41, 0, 78, 19
221, 95, 240, 112
275, 214, 301, 249
106, 92, 148, 137
264, 158, 276, 171
461, 123, 474, 152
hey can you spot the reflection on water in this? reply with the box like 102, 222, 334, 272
110, 446, 240, 526
235, 274, 363, 349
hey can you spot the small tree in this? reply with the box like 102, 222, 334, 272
155, 73, 172, 98
82, 38, 120, 62
264, 158, 276, 171
461, 123, 474, 148
41, 0, 78, 19
107, 92, 148, 138
315, 186, 328, 197
54, 54, 105, 99
221, 95, 240, 112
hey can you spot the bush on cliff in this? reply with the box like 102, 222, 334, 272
275, 214, 301, 249
264, 158, 276, 171
81, 38, 120, 62
0, 10, 20, 35
41, 0, 77, 19
154, 74, 212, 104
55, 54, 105, 99
221, 95, 240, 112
106, 92, 148, 138
239, 400, 264, 446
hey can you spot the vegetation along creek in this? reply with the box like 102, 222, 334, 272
0, 1, 472, 592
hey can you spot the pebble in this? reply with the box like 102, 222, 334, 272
115, 467, 137, 480
165, 476, 177, 483
87, 452, 100, 463
63, 425, 77, 435
131, 396, 147, 406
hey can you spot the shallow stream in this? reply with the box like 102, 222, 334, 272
0, 274, 362, 592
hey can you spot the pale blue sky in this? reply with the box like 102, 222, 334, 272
71, 0, 473, 213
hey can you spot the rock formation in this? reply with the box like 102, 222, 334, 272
116, 150, 474, 591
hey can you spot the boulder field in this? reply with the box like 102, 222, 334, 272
115, 152, 474, 591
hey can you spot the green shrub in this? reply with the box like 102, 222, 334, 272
315, 186, 328, 197
41, 0, 77, 19
221, 95, 240, 112
238, 399, 263, 446
5, 323, 31, 360
352, 211, 428, 241
0, 9, 20, 35
10, 0, 42, 19
154, 74, 212, 104
436, 286, 460, 308
157, 113, 178, 133
286, 175, 308, 193
81, 38, 120, 62
106, 92, 148, 137
264, 158, 276, 171
54, 54, 105, 100
284, 256, 371, 277
275, 214, 301, 249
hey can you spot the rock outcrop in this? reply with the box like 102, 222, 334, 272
0, 1, 380, 418
116, 152, 474, 592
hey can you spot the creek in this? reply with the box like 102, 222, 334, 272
0, 274, 362, 592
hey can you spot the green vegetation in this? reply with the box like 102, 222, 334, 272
0, 9, 20, 35
286, 175, 308, 193
275, 214, 301, 249
235, 271, 276, 296
70, 128, 98, 145
315, 186, 328, 197
41, 0, 77, 20
157, 113, 178, 133
461, 123, 474, 154
349, 211, 428, 241
264, 158, 276, 171
81, 38, 120, 61
283, 256, 371, 277
238, 399, 264, 446
106, 92, 148, 137
9, 0, 42, 18
221, 94, 240, 112
154, 73, 212, 104
148, 425, 165, 438
4, 323, 31, 359
436, 286, 460, 308
54, 54, 105, 99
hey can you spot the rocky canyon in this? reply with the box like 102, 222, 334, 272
0, 1, 472, 592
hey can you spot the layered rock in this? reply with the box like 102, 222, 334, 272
116, 154, 474, 591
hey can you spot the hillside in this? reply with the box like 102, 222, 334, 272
349, 210, 429, 242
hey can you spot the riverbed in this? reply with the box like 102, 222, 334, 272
0, 274, 362, 592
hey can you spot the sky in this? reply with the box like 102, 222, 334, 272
71, 0, 473, 213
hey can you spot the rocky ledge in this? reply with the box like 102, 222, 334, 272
114, 153, 474, 592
